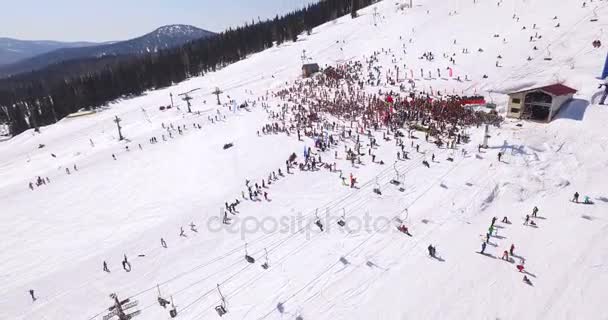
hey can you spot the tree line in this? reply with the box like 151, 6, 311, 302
0, 0, 376, 136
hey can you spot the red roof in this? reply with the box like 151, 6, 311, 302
538, 84, 577, 96
512, 83, 577, 96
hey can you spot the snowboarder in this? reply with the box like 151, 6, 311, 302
29, 289, 36, 302
572, 192, 580, 203
584, 195, 592, 204
103, 261, 110, 272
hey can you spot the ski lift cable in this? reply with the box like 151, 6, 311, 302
160, 163, 397, 299
177, 157, 428, 319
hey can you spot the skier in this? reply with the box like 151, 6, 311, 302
572, 192, 580, 203
532, 206, 538, 217
497, 152, 502, 162
398, 225, 411, 236
161, 238, 167, 248
422, 160, 430, 168
480, 241, 487, 254
491, 216, 497, 227
179, 227, 186, 237
223, 209, 230, 224
29, 289, 36, 302
427, 244, 436, 257
501, 250, 509, 261
523, 275, 532, 285
112, 154, 116, 160
29, 182, 34, 190
501, 216, 510, 224
190, 222, 198, 232
485, 232, 490, 243
122, 255, 131, 272
510, 244, 515, 256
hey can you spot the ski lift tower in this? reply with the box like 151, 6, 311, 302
213, 87, 223, 105
482, 124, 490, 149
178, 88, 201, 113
102, 293, 140, 320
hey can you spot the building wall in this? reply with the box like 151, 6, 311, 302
548, 93, 573, 120
506, 92, 525, 118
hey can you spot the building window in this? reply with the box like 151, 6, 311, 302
510, 107, 520, 113
512, 98, 521, 104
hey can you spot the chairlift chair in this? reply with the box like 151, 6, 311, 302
390, 162, 401, 186
261, 248, 270, 269
590, 7, 599, 22
373, 177, 382, 195
337, 208, 346, 227
543, 46, 553, 61
169, 296, 177, 318
244, 243, 255, 263
215, 284, 228, 316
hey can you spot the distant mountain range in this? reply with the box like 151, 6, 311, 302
0, 38, 99, 66
0, 24, 215, 78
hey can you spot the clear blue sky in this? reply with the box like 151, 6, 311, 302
1, 0, 318, 42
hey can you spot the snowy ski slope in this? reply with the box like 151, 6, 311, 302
1, 0, 608, 319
